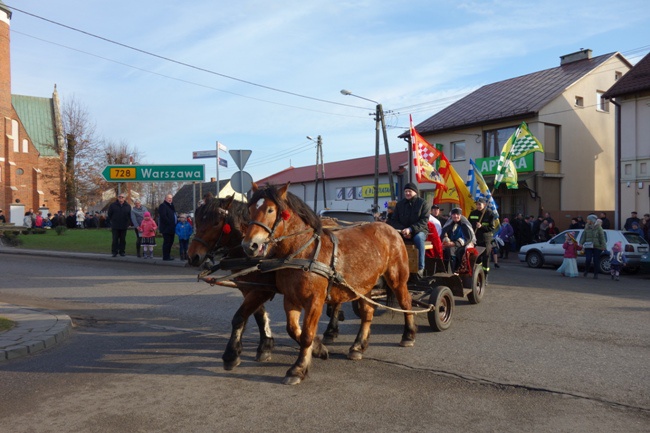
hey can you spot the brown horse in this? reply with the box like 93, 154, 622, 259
188, 194, 276, 369
242, 183, 416, 385
188, 194, 346, 370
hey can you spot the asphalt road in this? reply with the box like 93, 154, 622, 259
0, 253, 649, 433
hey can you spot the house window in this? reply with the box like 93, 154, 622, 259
22, 139, 29, 153
575, 96, 584, 107
596, 91, 609, 112
544, 124, 560, 161
451, 141, 465, 161
624, 164, 632, 175
641, 162, 647, 174
615, 71, 622, 81
16, 168, 24, 175
483, 126, 517, 157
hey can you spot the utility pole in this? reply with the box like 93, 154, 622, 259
340, 90, 395, 213
309, 135, 327, 211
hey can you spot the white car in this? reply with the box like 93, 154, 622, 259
518, 229, 648, 274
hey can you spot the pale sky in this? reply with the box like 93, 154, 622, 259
6, 0, 650, 182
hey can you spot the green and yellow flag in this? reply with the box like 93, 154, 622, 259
495, 122, 543, 188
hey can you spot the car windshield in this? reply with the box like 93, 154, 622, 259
550, 232, 568, 244
623, 232, 648, 245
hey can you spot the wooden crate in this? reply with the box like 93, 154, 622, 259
406, 245, 419, 273
405, 242, 433, 273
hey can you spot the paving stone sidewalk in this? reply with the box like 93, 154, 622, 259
0, 303, 73, 362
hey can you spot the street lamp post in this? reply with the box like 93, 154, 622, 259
340, 90, 396, 212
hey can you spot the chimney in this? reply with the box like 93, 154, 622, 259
560, 49, 592, 66
210, 177, 216, 182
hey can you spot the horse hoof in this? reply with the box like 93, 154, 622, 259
223, 358, 241, 371
347, 350, 363, 361
255, 351, 272, 363
282, 376, 303, 386
399, 339, 415, 347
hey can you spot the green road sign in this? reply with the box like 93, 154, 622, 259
102, 165, 205, 182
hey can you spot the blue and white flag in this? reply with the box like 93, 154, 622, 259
467, 159, 499, 219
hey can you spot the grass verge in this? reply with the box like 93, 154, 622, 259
0, 317, 15, 333
14, 228, 165, 256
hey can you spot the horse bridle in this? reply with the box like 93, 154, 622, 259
192, 208, 231, 258
247, 199, 316, 253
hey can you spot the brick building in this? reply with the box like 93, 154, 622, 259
1, 2, 65, 222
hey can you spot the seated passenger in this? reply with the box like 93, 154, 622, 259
387, 182, 429, 277
440, 208, 476, 273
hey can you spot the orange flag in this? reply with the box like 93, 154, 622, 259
410, 115, 445, 188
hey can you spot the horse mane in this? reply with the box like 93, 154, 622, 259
197, 195, 250, 230
250, 185, 322, 235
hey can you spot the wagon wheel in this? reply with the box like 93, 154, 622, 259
427, 286, 454, 332
467, 266, 485, 305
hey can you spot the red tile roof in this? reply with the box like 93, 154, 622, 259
603, 52, 650, 98
256, 151, 409, 185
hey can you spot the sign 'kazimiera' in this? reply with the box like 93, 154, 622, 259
102, 165, 205, 182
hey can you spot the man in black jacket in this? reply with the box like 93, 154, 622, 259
387, 182, 429, 277
468, 198, 496, 274
107, 193, 132, 257
158, 193, 177, 261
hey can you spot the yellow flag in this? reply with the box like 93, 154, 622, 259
434, 153, 476, 217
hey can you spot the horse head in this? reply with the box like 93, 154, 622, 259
242, 183, 322, 258
188, 194, 247, 266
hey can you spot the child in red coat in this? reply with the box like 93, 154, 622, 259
557, 232, 581, 277
138, 212, 158, 259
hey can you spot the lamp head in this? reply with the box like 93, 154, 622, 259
340, 89, 352, 96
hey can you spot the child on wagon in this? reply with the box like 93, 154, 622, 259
557, 231, 581, 278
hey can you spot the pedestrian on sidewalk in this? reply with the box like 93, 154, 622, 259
138, 211, 157, 259
608, 241, 627, 281
557, 231, 581, 278
107, 194, 132, 257
582, 214, 606, 279
175, 214, 193, 261
158, 194, 177, 261
130, 200, 148, 257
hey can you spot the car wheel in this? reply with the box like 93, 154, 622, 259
526, 251, 544, 268
598, 255, 611, 274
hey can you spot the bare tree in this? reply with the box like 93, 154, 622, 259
103, 139, 144, 202
60, 96, 101, 210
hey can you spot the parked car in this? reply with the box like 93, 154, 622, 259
318, 209, 375, 224
518, 229, 649, 274
640, 253, 650, 274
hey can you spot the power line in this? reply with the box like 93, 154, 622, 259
11, 29, 370, 120
6, 4, 371, 111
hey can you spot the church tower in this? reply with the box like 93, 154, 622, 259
0, 1, 12, 115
